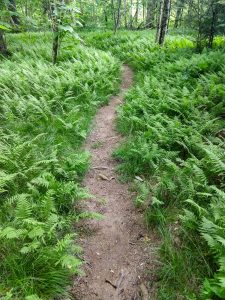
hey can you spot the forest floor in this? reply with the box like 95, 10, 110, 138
72, 66, 159, 300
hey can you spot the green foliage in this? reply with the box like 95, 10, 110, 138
0, 32, 120, 299
86, 30, 225, 298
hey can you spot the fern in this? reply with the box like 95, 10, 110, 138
0, 32, 121, 299
97, 31, 225, 299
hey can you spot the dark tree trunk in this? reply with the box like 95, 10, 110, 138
52, 29, 59, 65
208, 1, 218, 48
8, 0, 20, 27
155, 0, 163, 42
158, 0, 171, 45
103, 1, 109, 27
142, 0, 146, 22
104, 8, 108, 27
112, 0, 122, 33
124, 0, 128, 28
174, 1, 183, 28
116, 0, 122, 31
50, 2, 60, 64
166, 0, 171, 31
129, 0, 134, 29
146, 0, 156, 28
135, 0, 139, 27
111, 0, 116, 30
187, 0, 194, 25
0, 31, 9, 56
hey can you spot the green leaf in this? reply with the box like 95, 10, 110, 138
0, 24, 10, 31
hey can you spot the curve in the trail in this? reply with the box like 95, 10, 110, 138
72, 65, 158, 300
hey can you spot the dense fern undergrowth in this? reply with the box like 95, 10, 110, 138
0, 32, 120, 299
1, 30, 225, 299
83, 30, 225, 299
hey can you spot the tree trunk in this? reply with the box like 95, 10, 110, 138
50, 2, 60, 64
155, 0, 163, 42
8, 0, 20, 27
158, 0, 171, 45
129, 0, 134, 28
104, 7, 108, 27
124, 0, 128, 28
166, 0, 171, 32
146, 0, 157, 28
146, 0, 152, 28
135, 0, 139, 27
174, 2, 183, 28
208, 1, 218, 48
111, 0, 116, 30
142, 0, 145, 22
113, 0, 122, 32
116, 0, 122, 30
0, 31, 9, 56
187, 0, 194, 25
52, 29, 59, 65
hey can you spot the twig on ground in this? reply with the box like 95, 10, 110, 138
105, 279, 117, 289
93, 166, 109, 170
98, 174, 115, 181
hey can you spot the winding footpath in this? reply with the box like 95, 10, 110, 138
73, 66, 158, 300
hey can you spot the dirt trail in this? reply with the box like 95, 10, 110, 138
73, 66, 158, 300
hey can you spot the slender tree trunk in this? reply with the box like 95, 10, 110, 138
187, 0, 194, 25
130, 0, 134, 28
124, 0, 128, 28
8, 0, 20, 27
158, 0, 171, 45
135, 0, 139, 27
104, 7, 108, 27
196, 0, 204, 51
0, 31, 9, 56
24, 0, 28, 16
142, 0, 145, 22
174, 2, 183, 28
111, 0, 116, 30
50, 2, 61, 64
52, 30, 59, 64
146, 0, 152, 28
155, 0, 163, 42
146, 0, 156, 28
166, 0, 171, 31
208, 1, 218, 48
115, 0, 122, 32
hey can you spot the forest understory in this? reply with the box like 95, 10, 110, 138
0, 0, 225, 299
0, 30, 224, 300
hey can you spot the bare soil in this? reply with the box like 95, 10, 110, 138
72, 66, 159, 300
